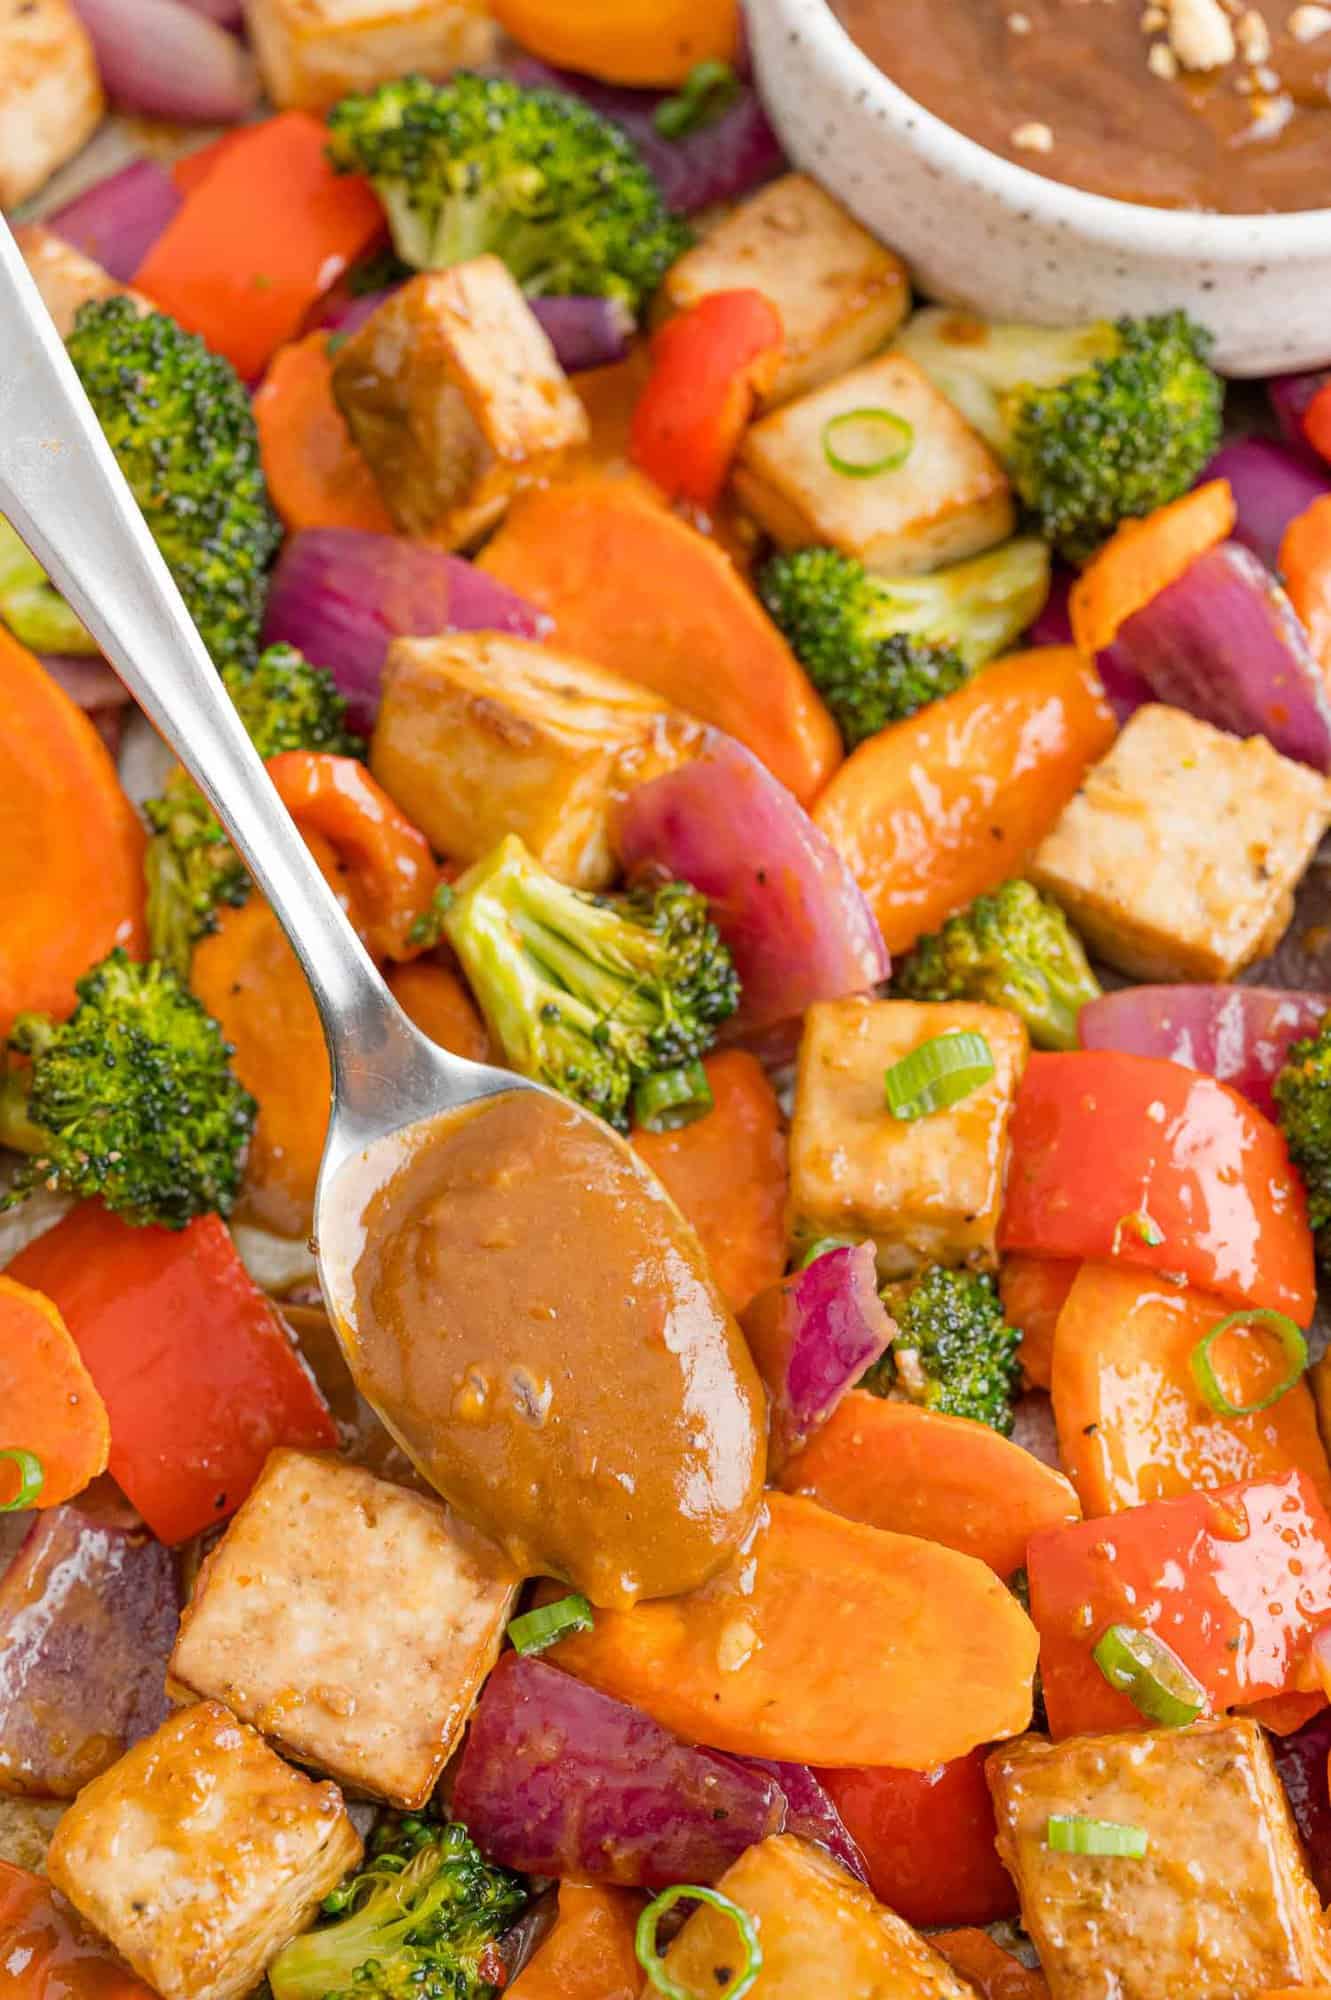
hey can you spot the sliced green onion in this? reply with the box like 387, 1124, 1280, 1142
636, 1885, 762, 2000
798, 1236, 860, 1269
822, 407, 914, 478
1092, 1624, 1205, 1727
1112, 1209, 1164, 1253
654, 60, 741, 139
1046, 1815, 1148, 1859
507, 1593, 594, 1656
1189, 1308, 1308, 1418
0, 1449, 44, 1513
884, 1031, 995, 1121
633, 1062, 714, 1133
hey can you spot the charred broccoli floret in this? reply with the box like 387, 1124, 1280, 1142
896, 307, 1223, 560
145, 644, 357, 978
758, 539, 1051, 748
894, 880, 1101, 1051
442, 834, 739, 1133
268, 1814, 526, 2000
0, 950, 255, 1227
326, 73, 690, 312
0, 518, 98, 655
864, 1265, 1021, 1434
1274, 1010, 1331, 1262
65, 297, 281, 669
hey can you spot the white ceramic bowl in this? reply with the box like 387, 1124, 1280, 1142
747, 0, 1331, 377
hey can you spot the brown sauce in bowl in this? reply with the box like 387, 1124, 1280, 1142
831, 0, 1331, 213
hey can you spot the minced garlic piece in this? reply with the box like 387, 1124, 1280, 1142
1167, 0, 1237, 69
1011, 120, 1055, 151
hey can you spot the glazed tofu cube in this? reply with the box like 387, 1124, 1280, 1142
661, 173, 910, 407
331, 260, 589, 549
46, 1701, 362, 2000
789, 997, 1027, 1278
0, 0, 103, 211
371, 632, 673, 889
13, 224, 148, 337
733, 353, 1013, 575
169, 1450, 517, 1808
663, 1836, 977, 1998
987, 1718, 1331, 2000
1029, 705, 1330, 981
245, 0, 495, 113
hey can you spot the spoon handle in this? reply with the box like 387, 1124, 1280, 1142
0, 221, 416, 1100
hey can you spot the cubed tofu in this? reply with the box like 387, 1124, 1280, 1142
169, 1450, 517, 1808
331, 260, 589, 549
788, 998, 1027, 1278
1029, 705, 1330, 982
733, 353, 1014, 576
987, 1719, 1331, 2000
45, 1701, 362, 2000
661, 173, 910, 407
13, 224, 149, 337
0, 0, 102, 211
662, 1835, 979, 1998
245, 0, 495, 112
371, 632, 674, 888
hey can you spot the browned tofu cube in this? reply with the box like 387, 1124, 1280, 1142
244, 0, 495, 113
662, 1835, 979, 1998
371, 632, 674, 888
0, 0, 102, 210
788, 998, 1027, 1278
332, 260, 589, 548
733, 353, 1014, 575
661, 173, 910, 407
169, 1449, 517, 1808
46, 1702, 362, 2000
987, 1719, 1331, 2000
13, 224, 149, 337
1029, 704, 1330, 981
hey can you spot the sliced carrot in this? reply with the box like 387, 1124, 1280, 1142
571, 347, 653, 474
0, 1275, 110, 1510
0, 630, 145, 1035
1069, 478, 1235, 656
547, 1490, 1038, 1768
478, 472, 841, 805
135, 113, 383, 380
630, 1048, 787, 1314
1000, 1254, 1078, 1391
267, 750, 439, 960
253, 332, 394, 535
386, 960, 490, 1065
931, 1930, 1049, 2000
812, 648, 1116, 956
1280, 494, 1331, 682
489, 0, 738, 86
1050, 1261, 1331, 1517
780, 1391, 1080, 1578
507, 1882, 642, 2000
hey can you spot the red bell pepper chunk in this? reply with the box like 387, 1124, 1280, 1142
8, 1205, 336, 1544
817, 1746, 1016, 1929
1306, 381, 1331, 468
630, 288, 784, 507
0, 1861, 156, 2000
1027, 1469, 1331, 1739
999, 1050, 1316, 1325
135, 112, 383, 381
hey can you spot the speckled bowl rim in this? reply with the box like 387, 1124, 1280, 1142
774, 0, 1331, 254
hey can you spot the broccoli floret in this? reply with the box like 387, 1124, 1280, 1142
864, 1265, 1021, 1435
145, 645, 358, 978
442, 834, 739, 1133
1274, 1010, 1331, 1261
896, 307, 1223, 560
758, 539, 1051, 748
0, 950, 255, 1228
326, 73, 690, 312
269, 1814, 526, 2000
0, 517, 98, 655
894, 880, 1101, 1051
65, 297, 281, 670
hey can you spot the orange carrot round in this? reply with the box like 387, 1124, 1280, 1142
1069, 478, 1235, 656
0, 1274, 110, 1510
386, 960, 490, 1065
489, 0, 739, 86
267, 750, 439, 960
253, 333, 394, 536
999, 1254, 1079, 1391
507, 1882, 642, 2000
931, 1930, 1050, 2000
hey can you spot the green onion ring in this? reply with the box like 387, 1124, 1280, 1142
884, 1031, 995, 1120
822, 407, 915, 478
1046, 1815, 1148, 1858
0, 1449, 44, 1513
1092, 1624, 1205, 1727
633, 1062, 714, 1133
636, 1885, 762, 2000
507, 1593, 594, 1656
1189, 1308, 1308, 1418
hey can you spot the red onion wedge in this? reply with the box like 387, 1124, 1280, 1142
740, 1242, 894, 1471
176, 0, 243, 22
616, 728, 889, 1034
733, 1757, 870, 1881
40, 654, 129, 712
1113, 540, 1331, 772
1271, 371, 1331, 461
319, 286, 632, 373
261, 528, 550, 733
1271, 1704, 1331, 1903
1201, 439, 1331, 574
1080, 986, 1330, 1122
48, 159, 181, 283
72, 0, 258, 121
452, 1653, 785, 1888
1027, 568, 1152, 723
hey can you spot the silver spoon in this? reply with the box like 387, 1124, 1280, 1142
0, 222, 765, 1603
